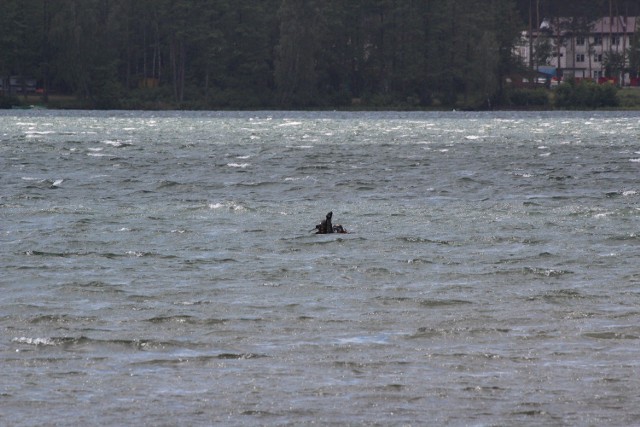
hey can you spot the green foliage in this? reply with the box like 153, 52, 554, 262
533, 35, 553, 66
0, 0, 628, 110
508, 88, 550, 107
275, 0, 322, 107
604, 51, 626, 78
554, 79, 619, 109
617, 88, 640, 108
0, 95, 22, 109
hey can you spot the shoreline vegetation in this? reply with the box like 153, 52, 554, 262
4, 85, 640, 111
3, 1, 640, 113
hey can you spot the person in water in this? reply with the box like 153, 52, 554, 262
314, 211, 348, 234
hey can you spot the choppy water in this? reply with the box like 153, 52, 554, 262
2, 110, 640, 426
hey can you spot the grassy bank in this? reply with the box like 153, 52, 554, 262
616, 87, 640, 109
4, 87, 640, 111
1, 94, 88, 109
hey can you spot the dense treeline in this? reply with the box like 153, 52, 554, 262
0, 0, 637, 109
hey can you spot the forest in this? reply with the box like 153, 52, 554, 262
1, 0, 639, 110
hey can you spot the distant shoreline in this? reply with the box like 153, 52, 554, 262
4, 87, 640, 112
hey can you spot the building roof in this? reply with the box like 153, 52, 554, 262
591, 16, 637, 34
533, 16, 638, 36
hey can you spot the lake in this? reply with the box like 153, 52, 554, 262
2, 110, 640, 425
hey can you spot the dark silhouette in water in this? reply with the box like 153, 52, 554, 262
332, 224, 347, 233
314, 211, 348, 234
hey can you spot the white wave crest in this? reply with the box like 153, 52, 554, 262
209, 201, 245, 211
277, 121, 302, 127
12, 337, 57, 346
25, 130, 55, 135
103, 140, 131, 147
284, 176, 316, 182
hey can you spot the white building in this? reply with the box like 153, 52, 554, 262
517, 16, 639, 85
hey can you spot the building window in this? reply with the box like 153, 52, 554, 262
576, 54, 585, 63
594, 70, 603, 79
611, 35, 620, 45
594, 53, 602, 62
593, 35, 602, 45
576, 36, 585, 46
